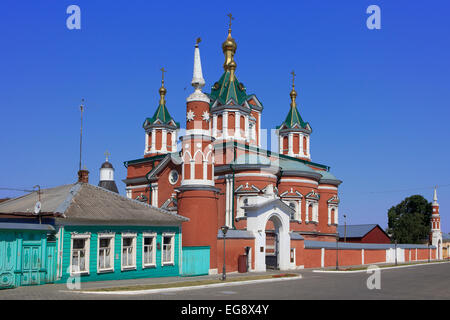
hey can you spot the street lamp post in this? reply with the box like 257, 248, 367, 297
336, 233, 339, 270
221, 226, 229, 281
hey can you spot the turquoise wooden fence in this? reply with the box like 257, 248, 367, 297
182, 246, 210, 276
0, 230, 57, 289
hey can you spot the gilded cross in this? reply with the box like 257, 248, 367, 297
196, 37, 202, 44
104, 150, 110, 161
291, 70, 296, 86
161, 67, 166, 81
227, 13, 234, 29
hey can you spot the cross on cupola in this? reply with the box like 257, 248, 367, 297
104, 150, 110, 162
142, 68, 180, 157
227, 13, 234, 30
98, 150, 118, 193
277, 71, 312, 161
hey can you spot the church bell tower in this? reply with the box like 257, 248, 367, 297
177, 38, 219, 274
430, 187, 443, 259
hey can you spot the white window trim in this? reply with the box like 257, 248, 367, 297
97, 233, 115, 273
142, 232, 157, 268
283, 198, 302, 222
306, 200, 319, 223
237, 195, 251, 218
121, 233, 137, 271
162, 232, 175, 266
70, 233, 91, 276
328, 205, 339, 225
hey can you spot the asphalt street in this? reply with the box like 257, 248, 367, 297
0, 262, 449, 300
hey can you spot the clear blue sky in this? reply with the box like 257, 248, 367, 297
1, 1, 449, 233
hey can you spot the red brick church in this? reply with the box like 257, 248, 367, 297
122, 20, 442, 273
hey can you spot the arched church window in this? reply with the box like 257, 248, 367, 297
289, 202, 296, 220
331, 208, 335, 224
283, 136, 288, 154
217, 114, 223, 131
303, 136, 307, 155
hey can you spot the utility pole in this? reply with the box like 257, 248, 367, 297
79, 99, 85, 172
343, 214, 347, 243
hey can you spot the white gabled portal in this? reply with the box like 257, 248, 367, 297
244, 187, 293, 272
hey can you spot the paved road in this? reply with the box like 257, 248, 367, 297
1, 262, 449, 300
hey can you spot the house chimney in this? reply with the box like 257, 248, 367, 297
78, 169, 89, 183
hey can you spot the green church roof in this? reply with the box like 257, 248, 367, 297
143, 77, 179, 128
144, 102, 178, 128
280, 105, 309, 129
209, 71, 248, 106
277, 81, 311, 131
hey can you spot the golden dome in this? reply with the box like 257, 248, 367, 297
222, 15, 238, 72
222, 30, 237, 53
290, 87, 297, 108
159, 81, 167, 105
222, 30, 238, 72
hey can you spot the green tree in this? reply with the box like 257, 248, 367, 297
387, 195, 431, 244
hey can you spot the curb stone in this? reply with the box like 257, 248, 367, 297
61, 275, 303, 295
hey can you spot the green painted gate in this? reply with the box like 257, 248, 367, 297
0, 232, 17, 289
182, 246, 210, 276
45, 242, 57, 283
21, 244, 41, 286
0, 226, 57, 289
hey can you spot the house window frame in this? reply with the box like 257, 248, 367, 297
97, 233, 115, 273
142, 232, 157, 268
121, 233, 137, 271
162, 232, 175, 266
70, 233, 91, 276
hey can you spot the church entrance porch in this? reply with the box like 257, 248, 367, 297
265, 214, 283, 270
243, 186, 294, 272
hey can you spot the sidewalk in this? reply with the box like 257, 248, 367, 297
68, 269, 303, 291
313, 259, 447, 272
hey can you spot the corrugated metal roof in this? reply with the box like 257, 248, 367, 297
338, 224, 379, 238
0, 183, 188, 226
0, 184, 75, 214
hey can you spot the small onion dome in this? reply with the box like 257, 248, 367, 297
222, 30, 237, 53
101, 161, 114, 169
159, 85, 167, 96
290, 87, 297, 100
290, 87, 298, 108
159, 83, 167, 105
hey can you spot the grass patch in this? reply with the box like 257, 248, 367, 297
88, 274, 299, 292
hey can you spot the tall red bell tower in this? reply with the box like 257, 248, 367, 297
177, 39, 219, 274
430, 187, 442, 259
